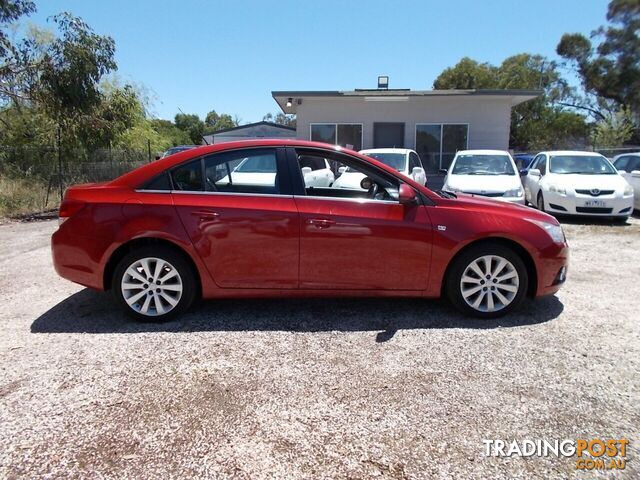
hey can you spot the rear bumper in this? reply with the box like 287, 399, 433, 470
51, 226, 107, 290
545, 191, 633, 217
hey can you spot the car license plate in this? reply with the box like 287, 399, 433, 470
584, 200, 606, 207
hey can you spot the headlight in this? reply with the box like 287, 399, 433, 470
527, 219, 565, 244
548, 184, 567, 195
623, 184, 634, 196
504, 187, 523, 197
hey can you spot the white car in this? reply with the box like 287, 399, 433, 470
523, 150, 634, 219
442, 150, 525, 204
613, 152, 640, 211
333, 148, 426, 190
217, 154, 334, 188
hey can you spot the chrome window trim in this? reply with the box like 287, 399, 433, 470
294, 194, 399, 205
135, 189, 172, 194
169, 190, 293, 198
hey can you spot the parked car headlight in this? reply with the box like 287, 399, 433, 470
548, 184, 567, 195
623, 184, 634, 196
504, 187, 523, 197
527, 219, 565, 244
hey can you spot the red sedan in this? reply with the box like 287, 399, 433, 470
52, 140, 568, 321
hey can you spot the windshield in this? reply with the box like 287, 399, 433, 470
234, 155, 277, 173
363, 152, 407, 171
451, 154, 515, 175
549, 155, 616, 174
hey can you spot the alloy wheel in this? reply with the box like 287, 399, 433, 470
459, 255, 520, 313
120, 257, 183, 316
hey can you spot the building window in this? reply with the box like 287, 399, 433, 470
310, 124, 363, 151
415, 124, 468, 173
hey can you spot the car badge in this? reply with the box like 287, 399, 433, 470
590, 188, 600, 196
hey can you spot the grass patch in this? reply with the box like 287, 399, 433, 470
0, 175, 58, 218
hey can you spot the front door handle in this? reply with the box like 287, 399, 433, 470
308, 218, 335, 228
192, 210, 220, 219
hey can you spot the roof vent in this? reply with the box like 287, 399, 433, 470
377, 75, 389, 90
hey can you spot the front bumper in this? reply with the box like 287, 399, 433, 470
537, 242, 570, 297
544, 191, 633, 217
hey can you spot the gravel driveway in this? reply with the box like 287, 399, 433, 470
0, 217, 638, 479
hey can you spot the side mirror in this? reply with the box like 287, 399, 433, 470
529, 168, 541, 177
632, 170, 640, 178
399, 184, 417, 205
439, 168, 448, 174
338, 166, 347, 175
411, 167, 424, 176
301, 166, 312, 176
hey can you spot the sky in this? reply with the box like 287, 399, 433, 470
30, 0, 610, 123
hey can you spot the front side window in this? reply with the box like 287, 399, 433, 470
296, 149, 399, 202
311, 124, 362, 151
629, 157, 640, 172
614, 156, 631, 172
409, 152, 422, 171
171, 160, 203, 191
451, 154, 515, 176
549, 155, 616, 175
204, 148, 280, 194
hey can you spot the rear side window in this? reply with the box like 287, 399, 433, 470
171, 160, 203, 191
204, 148, 280, 194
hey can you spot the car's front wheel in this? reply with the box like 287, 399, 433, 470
446, 243, 528, 318
112, 246, 196, 322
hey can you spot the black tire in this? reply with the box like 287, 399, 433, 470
112, 246, 197, 322
445, 242, 529, 319
537, 192, 545, 212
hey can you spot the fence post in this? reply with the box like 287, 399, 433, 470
147, 139, 151, 162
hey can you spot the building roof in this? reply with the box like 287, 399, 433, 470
272, 89, 542, 114
206, 120, 296, 136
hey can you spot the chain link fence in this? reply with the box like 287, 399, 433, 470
0, 145, 152, 217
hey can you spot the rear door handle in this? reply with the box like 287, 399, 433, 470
192, 210, 220, 219
308, 218, 335, 228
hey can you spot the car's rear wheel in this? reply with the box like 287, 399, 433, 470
446, 243, 528, 318
112, 246, 196, 322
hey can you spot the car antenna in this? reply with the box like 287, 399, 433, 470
177, 106, 209, 145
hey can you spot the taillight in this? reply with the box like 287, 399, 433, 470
58, 199, 85, 226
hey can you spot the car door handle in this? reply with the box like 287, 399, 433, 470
308, 218, 335, 228
192, 210, 220, 219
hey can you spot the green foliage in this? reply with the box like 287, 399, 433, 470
557, 0, 640, 117
205, 110, 238, 132
433, 53, 587, 150
174, 113, 204, 144
0, 0, 36, 58
591, 107, 635, 147
148, 119, 191, 147
263, 112, 296, 128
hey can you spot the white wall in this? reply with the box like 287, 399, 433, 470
295, 96, 513, 150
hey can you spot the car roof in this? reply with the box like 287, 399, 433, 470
613, 152, 640, 159
539, 150, 605, 156
455, 149, 511, 156
359, 148, 413, 155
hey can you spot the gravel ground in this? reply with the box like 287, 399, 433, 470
0, 216, 639, 479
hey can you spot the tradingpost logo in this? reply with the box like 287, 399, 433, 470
483, 438, 629, 471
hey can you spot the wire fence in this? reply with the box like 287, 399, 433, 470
0, 145, 152, 217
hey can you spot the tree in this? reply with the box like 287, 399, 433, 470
557, 0, 640, 119
0, 0, 36, 58
174, 113, 204, 144
433, 53, 588, 150
433, 57, 497, 90
263, 111, 296, 128
204, 109, 238, 132
591, 107, 635, 147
